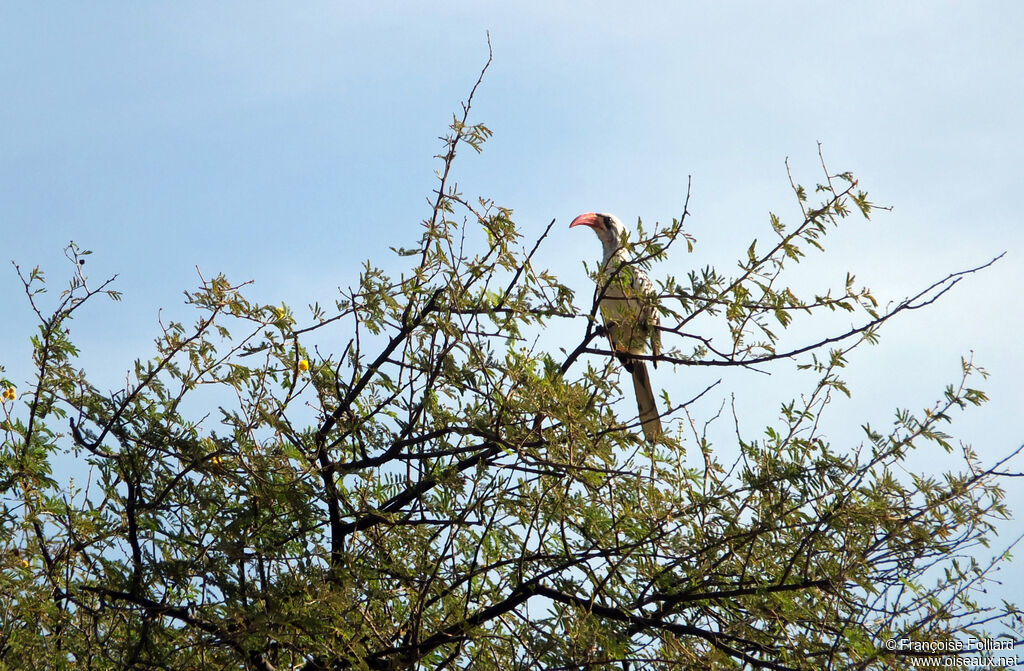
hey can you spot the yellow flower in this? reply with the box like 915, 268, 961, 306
2, 387, 15, 401
210, 456, 222, 466
298, 359, 310, 372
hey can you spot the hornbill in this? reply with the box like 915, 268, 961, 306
570, 212, 663, 442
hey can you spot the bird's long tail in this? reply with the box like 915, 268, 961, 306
631, 361, 662, 442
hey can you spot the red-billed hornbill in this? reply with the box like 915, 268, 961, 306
570, 212, 663, 442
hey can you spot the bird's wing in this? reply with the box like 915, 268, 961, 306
633, 268, 661, 361
598, 261, 660, 360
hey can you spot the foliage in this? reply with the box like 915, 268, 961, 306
1, 56, 1020, 671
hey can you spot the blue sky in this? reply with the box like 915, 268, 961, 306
2, 2, 1022, 624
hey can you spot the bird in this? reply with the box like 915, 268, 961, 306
570, 212, 663, 442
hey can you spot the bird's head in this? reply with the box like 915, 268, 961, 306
569, 212, 627, 257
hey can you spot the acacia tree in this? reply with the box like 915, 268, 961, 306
1, 59, 1020, 671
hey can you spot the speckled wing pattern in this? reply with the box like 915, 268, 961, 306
598, 260, 661, 366
598, 259, 663, 441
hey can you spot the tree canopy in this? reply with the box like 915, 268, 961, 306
1, 61, 1020, 671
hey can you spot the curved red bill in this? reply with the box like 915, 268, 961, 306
569, 212, 601, 229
